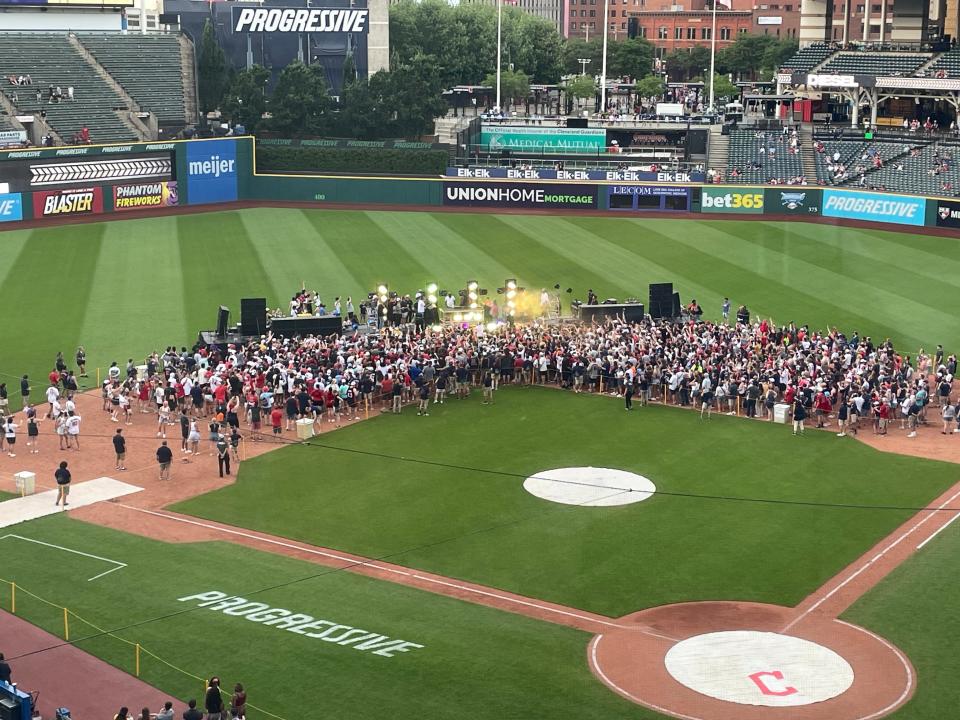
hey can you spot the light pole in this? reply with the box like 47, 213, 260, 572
600, 0, 610, 112
708, 0, 717, 112
496, 0, 502, 111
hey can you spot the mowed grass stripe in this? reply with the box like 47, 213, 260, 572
302, 209, 432, 293
497, 214, 715, 302
176, 212, 275, 337
0, 224, 105, 396
239, 208, 366, 305
432, 213, 630, 303
861, 222, 960, 262
710, 222, 959, 333
78, 216, 189, 371
368, 212, 517, 288
785, 221, 960, 283
652, 221, 938, 348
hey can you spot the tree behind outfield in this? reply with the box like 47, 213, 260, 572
221, 65, 269, 132
561, 38, 603, 76
386, 54, 448, 138
608, 38, 655, 80
665, 46, 710, 82
482, 69, 530, 107
197, 19, 229, 115
268, 61, 333, 137
634, 74, 664, 100
717, 35, 798, 80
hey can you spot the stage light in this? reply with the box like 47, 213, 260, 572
454, 313, 463, 322
426, 282, 438, 306
506, 279, 517, 290
376, 284, 389, 304
467, 280, 479, 309
486, 321, 501, 332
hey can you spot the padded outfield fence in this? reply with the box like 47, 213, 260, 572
0, 136, 959, 231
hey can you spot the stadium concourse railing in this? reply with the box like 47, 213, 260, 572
0, 135, 958, 232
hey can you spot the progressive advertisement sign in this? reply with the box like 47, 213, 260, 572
701, 188, 764, 214
442, 182, 597, 209
232, 6, 369, 33
185, 139, 238, 205
113, 181, 178, 212
479, 127, 607, 152
763, 188, 821, 216
934, 199, 960, 229
32, 187, 104, 218
821, 189, 924, 226
0, 192, 23, 222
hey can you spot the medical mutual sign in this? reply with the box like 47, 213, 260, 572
821, 189, 924, 226
479, 127, 607, 152
232, 6, 369, 33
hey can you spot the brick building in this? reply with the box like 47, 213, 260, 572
565, 0, 800, 46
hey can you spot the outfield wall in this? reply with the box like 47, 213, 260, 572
2, 136, 959, 232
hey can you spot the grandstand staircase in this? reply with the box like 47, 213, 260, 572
799, 126, 817, 180
179, 34, 199, 127
67, 34, 150, 141
708, 125, 729, 173
0, 93, 26, 133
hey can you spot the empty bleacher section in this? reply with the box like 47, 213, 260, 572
0, 33, 136, 143
780, 44, 835, 73
927, 47, 960, 77
78, 34, 188, 131
818, 52, 931, 76
725, 129, 805, 184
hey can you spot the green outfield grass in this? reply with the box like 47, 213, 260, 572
173, 387, 960, 617
0, 514, 662, 720
1, 208, 958, 403
0, 490, 15, 502
843, 517, 960, 718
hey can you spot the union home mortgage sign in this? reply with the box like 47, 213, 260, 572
232, 5, 369, 33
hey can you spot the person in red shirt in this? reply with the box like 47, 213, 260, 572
877, 401, 890, 435
269, 405, 283, 436
814, 391, 832, 428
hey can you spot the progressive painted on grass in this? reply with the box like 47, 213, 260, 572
179, 590, 425, 658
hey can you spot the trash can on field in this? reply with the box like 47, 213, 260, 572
14, 471, 35, 495
296, 418, 315, 440
773, 403, 791, 424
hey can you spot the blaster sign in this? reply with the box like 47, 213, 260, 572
748, 670, 798, 697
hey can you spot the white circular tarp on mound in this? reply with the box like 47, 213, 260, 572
523, 467, 656, 507
664, 631, 855, 707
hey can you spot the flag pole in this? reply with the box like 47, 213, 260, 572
496, 0, 503, 112
600, 0, 610, 112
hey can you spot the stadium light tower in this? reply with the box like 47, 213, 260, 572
600, 0, 610, 112
496, 0, 502, 111
708, 0, 718, 112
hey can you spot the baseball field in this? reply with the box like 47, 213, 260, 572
1, 207, 960, 720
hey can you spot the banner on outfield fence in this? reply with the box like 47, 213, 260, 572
934, 199, 960, 229
479, 127, 607, 152
700, 187, 764, 213
0, 192, 23, 222
32, 186, 104, 217
447, 167, 705, 183
442, 181, 598, 208
607, 185, 691, 211
186, 139, 238, 205
113, 181, 178, 212
763, 188, 821, 216
821, 189, 924, 226
232, 6, 369, 33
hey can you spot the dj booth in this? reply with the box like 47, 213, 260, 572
574, 302, 645, 323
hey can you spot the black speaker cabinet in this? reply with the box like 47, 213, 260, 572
241, 297, 267, 337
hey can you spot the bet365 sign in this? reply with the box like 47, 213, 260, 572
701, 188, 764, 214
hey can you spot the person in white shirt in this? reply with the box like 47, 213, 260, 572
45, 383, 60, 418
4, 416, 18, 457
66, 412, 81, 450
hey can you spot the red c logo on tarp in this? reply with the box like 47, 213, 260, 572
748, 670, 798, 696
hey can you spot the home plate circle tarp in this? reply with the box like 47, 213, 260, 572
664, 631, 855, 707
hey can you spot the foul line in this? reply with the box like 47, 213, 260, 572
113, 504, 668, 636
916, 509, 960, 550
783, 482, 960, 633
0, 534, 126, 581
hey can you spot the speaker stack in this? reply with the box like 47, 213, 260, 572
648, 283, 674, 319
241, 297, 267, 337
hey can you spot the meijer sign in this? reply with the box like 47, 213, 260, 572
233, 6, 369, 33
